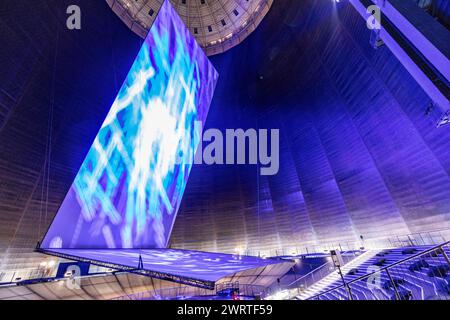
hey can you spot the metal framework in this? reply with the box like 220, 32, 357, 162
307, 241, 450, 300
352, 0, 450, 125
106, 0, 274, 56
35, 247, 216, 290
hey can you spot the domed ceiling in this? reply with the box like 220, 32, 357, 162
106, 0, 273, 55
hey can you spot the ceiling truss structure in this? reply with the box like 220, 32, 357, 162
106, 0, 273, 55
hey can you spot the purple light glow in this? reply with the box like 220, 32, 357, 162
43, 248, 286, 282
41, 0, 218, 249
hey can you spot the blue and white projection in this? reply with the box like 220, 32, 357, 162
42, 1, 218, 249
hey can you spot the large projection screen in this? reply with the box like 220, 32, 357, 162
41, 0, 218, 250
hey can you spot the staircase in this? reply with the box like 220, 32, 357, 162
295, 243, 450, 300
295, 250, 378, 300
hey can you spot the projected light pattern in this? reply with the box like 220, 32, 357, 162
43, 248, 286, 283
42, 0, 218, 249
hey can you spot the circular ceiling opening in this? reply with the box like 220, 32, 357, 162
107, 0, 273, 56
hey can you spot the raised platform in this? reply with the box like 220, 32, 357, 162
37, 248, 293, 289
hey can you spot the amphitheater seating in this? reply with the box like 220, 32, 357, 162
382, 277, 406, 290
408, 259, 429, 272
296, 245, 450, 300
348, 268, 359, 276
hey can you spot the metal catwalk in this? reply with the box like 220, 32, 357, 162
37, 248, 293, 289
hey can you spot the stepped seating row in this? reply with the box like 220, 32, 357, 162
312, 246, 450, 300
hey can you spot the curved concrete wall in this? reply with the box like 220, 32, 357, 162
0, 0, 449, 272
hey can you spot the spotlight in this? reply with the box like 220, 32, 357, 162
234, 247, 245, 255
266, 290, 290, 300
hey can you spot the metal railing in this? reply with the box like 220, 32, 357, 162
242, 229, 449, 258
113, 282, 272, 300
287, 252, 362, 294
308, 241, 450, 300
0, 268, 56, 285
114, 286, 212, 300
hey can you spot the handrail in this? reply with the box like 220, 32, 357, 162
288, 262, 331, 287
307, 241, 450, 300
245, 229, 448, 258
288, 251, 364, 288
114, 282, 271, 300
